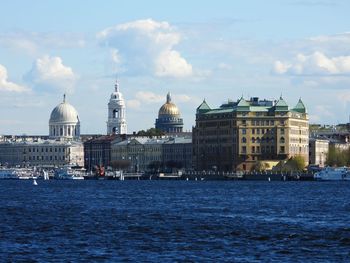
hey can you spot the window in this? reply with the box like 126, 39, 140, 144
242, 129, 246, 134
252, 146, 255, 153
242, 146, 247, 154
280, 128, 285, 134
241, 137, 247, 143
242, 120, 246, 125
280, 137, 285, 143
252, 129, 255, 134
252, 137, 256, 143
280, 146, 285, 153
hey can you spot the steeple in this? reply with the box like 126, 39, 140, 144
166, 92, 171, 103
63, 93, 66, 103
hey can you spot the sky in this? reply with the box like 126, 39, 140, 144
1, 0, 350, 135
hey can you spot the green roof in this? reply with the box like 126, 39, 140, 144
274, 96, 288, 111
197, 100, 211, 111
292, 98, 306, 113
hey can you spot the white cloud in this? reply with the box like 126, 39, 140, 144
273, 51, 350, 75
0, 32, 85, 56
97, 19, 193, 78
0, 64, 28, 92
25, 55, 77, 93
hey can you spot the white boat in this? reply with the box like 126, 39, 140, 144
33, 179, 38, 185
314, 167, 350, 181
54, 166, 85, 180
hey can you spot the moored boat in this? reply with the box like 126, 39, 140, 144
314, 167, 350, 181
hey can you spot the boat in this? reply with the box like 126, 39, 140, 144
314, 167, 350, 181
54, 166, 85, 180
33, 179, 38, 185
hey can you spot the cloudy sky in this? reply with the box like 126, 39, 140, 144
1, 0, 350, 135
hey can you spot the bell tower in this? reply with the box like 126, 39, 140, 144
107, 79, 127, 135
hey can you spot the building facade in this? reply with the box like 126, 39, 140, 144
193, 96, 309, 172
0, 95, 84, 168
309, 138, 329, 167
0, 138, 83, 167
155, 93, 183, 133
111, 136, 193, 172
107, 79, 127, 135
83, 134, 119, 171
163, 137, 192, 169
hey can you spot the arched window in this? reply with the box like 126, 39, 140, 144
241, 137, 247, 143
113, 109, 118, 118
280, 137, 285, 143
252, 137, 255, 143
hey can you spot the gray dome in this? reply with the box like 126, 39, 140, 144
49, 101, 79, 124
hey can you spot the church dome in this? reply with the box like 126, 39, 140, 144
49, 95, 79, 124
158, 93, 180, 117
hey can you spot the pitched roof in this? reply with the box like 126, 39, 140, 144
197, 100, 211, 113
293, 98, 306, 113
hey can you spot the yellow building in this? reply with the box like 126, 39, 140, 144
193, 96, 309, 171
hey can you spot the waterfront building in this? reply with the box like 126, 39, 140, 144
111, 135, 193, 172
193, 96, 309, 171
309, 138, 329, 167
0, 95, 84, 167
163, 136, 192, 169
0, 138, 83, 167
49, 94, 80, 140
83, 134, 121, 171
111, 137, 167, 172
107, 79, 127, 135
155, 92, 183, 133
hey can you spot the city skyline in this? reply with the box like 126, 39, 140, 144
1, 0, 350, 135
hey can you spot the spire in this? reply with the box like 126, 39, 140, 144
115, 78, 120, 92
166, 92, 171, 103
63, 93, 66, 103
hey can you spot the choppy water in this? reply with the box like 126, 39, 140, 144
0, 180, 349, 262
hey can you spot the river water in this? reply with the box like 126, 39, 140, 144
0, 180, 349, 262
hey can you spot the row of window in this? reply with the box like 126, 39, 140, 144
28, 156, 66, 161
241, 137, 284, 143
27, 147, 66, 153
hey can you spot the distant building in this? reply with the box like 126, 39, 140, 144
107, 79, 127, 135
83, 134, 120, 171
0, 95, 84, 167
0, 139, 83, 167
163, 137, 192, 170
309, 138, 329, 167
193, 96, 309, 171
111, 137, 166, 172
155, 92, 183, 133
110, 135, 193, 172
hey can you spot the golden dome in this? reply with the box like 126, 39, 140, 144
158, 93, 180, 117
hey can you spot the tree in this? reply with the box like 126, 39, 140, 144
291, 155, 306, 171
136, 128, 165, 137
326, 146, 349, 167
251, 161, 269, 172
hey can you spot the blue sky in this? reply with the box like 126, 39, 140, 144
1, 0, 350, 135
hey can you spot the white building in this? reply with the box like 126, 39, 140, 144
0, 95, 84, 167
107, 79, 127, 135
49, 94, 80, 140
309, 138, 329, 167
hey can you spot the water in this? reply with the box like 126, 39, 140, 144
0, 180, 349, 262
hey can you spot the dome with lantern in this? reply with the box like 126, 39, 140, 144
49, 94, 80, 139
155, 92, 183, 133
